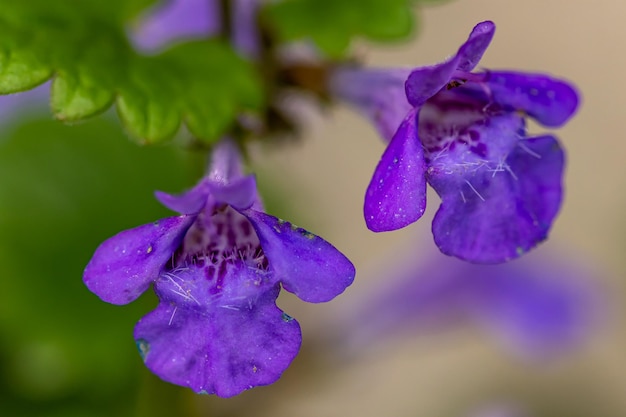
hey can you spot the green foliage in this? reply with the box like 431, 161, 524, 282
264, 0, 422, 57
0, 0, 263, 144
0, 115, 194, 415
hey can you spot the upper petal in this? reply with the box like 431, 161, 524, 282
155, 180, 210, 214
405, 20, 495, 107
83, 215, 195, 304
456, 21, 496, 72
405, 58, 459, 107
134, 285, 301, 397
364, 108, 427, 232
484, 71, 580, 127
429, 135, 564, 263
207, 174, 260, 210
241, 210, 355, 303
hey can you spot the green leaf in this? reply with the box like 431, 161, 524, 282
0, 115, 195, 414
0, 1, 263, 144
263, 0, 420, 57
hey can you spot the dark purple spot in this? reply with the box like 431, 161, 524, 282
428, 145, 441, 153
240, 220, 252, 236
217, 262, 227, 281
205, 265, 215, 280
470, 142, 488, 158
227, 226, 236, 246
468, 130, 480, 142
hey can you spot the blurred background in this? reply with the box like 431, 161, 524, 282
1, 0, 625, 416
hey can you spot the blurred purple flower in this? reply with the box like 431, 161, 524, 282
0, 82, 50, 123
330, 21, 579, 263
83, 139, 355, 397
231, 0, 261, 59
129, 0, 220, 52
340, 248, 598, 361
129, 0, 261, 57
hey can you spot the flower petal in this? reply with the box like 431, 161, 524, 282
484, 71, 580, 127
364, 108, 427, 232
130, 0, 220, 52
232, 0, 260, 59
241, 210, 355, 303
405, 58, 458, 107
456, 21, 496, 72
479, 254, 596, 359
207, 174, 259, 210
134, 285, 301, 397
340, 248, 597, 361
155, 182, 209, 214
83, 215, 195, 304
404, 20, 495, 107
429, 135, 564, 263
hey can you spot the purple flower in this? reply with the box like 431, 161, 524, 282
339, 247, 598, 361
129, 0, 221, 52
231, 0, 261, 59
330, 21, 579, 263
0, 82, 50, 123
129, 0, 261, 57
83, 139, 355, 397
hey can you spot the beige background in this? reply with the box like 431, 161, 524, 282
205, 1, 626, 416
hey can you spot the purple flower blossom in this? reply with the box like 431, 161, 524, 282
339, 248, 598, 361
129, 0, 221, 52
83, 139, 355, 397
231, 0, 261, 59
330, 21, 579, 263
0, 82, 50, 123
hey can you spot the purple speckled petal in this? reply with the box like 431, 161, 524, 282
328, 67, 412, 141
83, 215, 196, 304
242, 210, 355, 303
134, 284, 301, 397
364, 108, 427, 232
429, 135, 564, 263
456, 21, 496, 72
130, 0, 220, 52
484, 71, 580, 127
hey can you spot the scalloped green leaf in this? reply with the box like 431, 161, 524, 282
0, 1, 263, 144
0, 47, 53, 93
52, 74, 116, 121
263, 0, 445, 57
